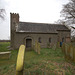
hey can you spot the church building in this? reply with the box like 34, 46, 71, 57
10, 13, 71, 49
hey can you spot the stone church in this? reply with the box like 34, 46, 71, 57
10, 13, 71, 49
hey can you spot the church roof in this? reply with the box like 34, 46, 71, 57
16, 22, 70, 33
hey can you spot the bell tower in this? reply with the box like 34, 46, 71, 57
10, 13, 19, 48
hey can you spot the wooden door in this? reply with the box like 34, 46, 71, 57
26, 39, 32, 48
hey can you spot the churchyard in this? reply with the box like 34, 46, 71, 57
0, 42, 75, 75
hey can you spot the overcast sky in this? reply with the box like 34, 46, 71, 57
0, 0, 69, 40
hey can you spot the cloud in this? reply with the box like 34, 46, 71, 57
0, 0, 69, 39
0, 0, 6, 9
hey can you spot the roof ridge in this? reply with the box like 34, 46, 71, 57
19, 21, 63, 26
16, 21, 70, 33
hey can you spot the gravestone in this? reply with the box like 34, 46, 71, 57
0, 51, 11, 59
52, 44, 56, 50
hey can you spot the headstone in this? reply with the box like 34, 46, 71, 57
56, 42, 60, 48
37, 43, 40, 54
52, 44, 56, 50
34, 41, 41, 54
0, 51, 11, 59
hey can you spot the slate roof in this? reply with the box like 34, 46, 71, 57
16, 22, 70, 33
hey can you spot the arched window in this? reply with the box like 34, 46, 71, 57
38, 37, 41, 43
62, 37, 64, 42
49, 38, 51, 43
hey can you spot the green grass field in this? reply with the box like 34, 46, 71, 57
0, 42, 75, 75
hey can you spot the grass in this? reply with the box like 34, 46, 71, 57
0, 42, 75, 75
0, 42, 10, 52
0, 42, 17, 75
0, 42, 18, 66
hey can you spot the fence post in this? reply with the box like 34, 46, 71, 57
70, 45, 74, 61
73, 47, 75, 62
61, 43, 65, 53
62, 43, 75, 63
64, 44, 69, 60
16, 45, 25, 75
64, 44, 67, 60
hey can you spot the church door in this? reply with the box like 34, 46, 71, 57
26, 39, 32, 48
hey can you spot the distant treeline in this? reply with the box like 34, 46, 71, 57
0, 40, 10, 42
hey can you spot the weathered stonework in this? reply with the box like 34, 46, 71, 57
10, 13, 71, 50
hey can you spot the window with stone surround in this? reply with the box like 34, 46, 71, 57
38, 37, 41, 43
49, 38, 51, 43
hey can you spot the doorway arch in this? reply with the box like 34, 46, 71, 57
23, 36, 33, 49
26, 38, 32, 48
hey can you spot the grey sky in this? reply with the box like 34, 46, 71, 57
0, 0, 69, 40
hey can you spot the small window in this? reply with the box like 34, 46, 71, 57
38, 37, 41, 43
62, 38, 64, 42
49, 38, 51, 43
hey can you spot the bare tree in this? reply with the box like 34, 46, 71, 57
54, 19, 66, 25
60, 0, 75, 24
0, 9, 6, 20
55, 0, 75, 37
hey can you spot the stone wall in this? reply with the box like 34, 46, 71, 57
12, 30, 71, 49
58, 30, 71, 43
10, 13, 71, 49
13, 33, 58, 49
10, 13, 19, 48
